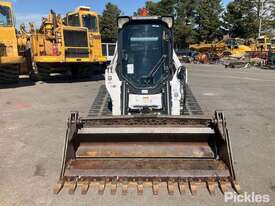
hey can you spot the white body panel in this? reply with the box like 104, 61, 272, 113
128, 94, 162, 110
105, 44, 122, 115
106, 45, 188, 116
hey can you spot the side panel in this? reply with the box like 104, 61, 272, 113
105, 45, 122, 115
170, 50, 187, 115
0, 27, 20, 59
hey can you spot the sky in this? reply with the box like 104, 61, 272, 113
8, 0, 232, 27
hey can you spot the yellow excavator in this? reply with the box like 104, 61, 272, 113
28, 6, 106, 80
0, 1, 25, 83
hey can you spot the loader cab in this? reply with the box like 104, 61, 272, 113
117, 16, 174, 91
113, 16, 177, 115
65, 7, 99, 33
0, 2, 20, 59
0, 2, 13, 27
64, 7, 105, 62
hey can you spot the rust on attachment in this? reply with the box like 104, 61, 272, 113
54, 111, 239, 195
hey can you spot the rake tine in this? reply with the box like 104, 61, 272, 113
219, 181, 230, 194
111, 180, 117, 195
178, 181, 188, 195
152, 180, 160, 195
65, 180, 77, 195
137, 181, 144, 195
98, 180, 106, 195
53, 180, 64, 194
207, 181, 217, 195
122, 180, 128, 195
80, 181, 90, 195
189, 181, 200, 196
232, 181, 241, 194
167, 181, 175, 195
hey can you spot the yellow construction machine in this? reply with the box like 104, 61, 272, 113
270, 36, 275, 53
0, 1, 24, 83
189, 38, 251, 58
256, 35, 271, 52
29, 6, 106, 80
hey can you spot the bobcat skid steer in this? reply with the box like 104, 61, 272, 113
54, 16, 239, 195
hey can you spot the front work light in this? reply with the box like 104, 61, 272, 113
161, 16, 174, 28
118, 17, 130, 29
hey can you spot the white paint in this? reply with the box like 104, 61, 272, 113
203, 92, 217, 96
128, 94, 162, 109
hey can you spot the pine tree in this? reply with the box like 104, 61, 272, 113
99, 3, 121, 42
223, 0, 258, 38
138, 0, 198, 48
194, 0, 223, 42
175, 0, 198, 46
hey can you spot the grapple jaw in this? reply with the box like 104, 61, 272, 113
54, 111, 239, 195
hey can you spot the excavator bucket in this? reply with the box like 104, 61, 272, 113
54, 111, 239, 195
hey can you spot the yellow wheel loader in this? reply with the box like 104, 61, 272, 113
0, 1, 24, 83
54, 16, 239, 195
29, 7, 106, 80
256, 35, 271, 52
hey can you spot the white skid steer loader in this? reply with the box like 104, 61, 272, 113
54, 16, 240, 196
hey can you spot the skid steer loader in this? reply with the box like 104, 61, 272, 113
54, 16, 239, 195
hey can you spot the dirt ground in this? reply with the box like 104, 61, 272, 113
0, 64, 274, 206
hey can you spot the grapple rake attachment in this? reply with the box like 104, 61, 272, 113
54, 111, 240, 195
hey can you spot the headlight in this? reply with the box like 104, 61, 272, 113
161, 16, 174, 28
117, 17, 130, 29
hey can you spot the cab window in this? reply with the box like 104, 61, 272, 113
0, 5, 12, 26
67, 14, 80, 26
82, 14, 98, 32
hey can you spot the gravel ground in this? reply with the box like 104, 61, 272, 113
0, 64, 274, 206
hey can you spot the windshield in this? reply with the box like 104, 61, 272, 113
120, 22, 170, 89
67, 14, 80, 26
257, 39, 265, 44
82, 14, 98, 32
0, 5, 12, 26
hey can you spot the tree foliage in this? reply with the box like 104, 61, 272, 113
99, 3, 121, 42
194, 0, 223, 42
100, 0, 275, 47
223, 0, 258, 38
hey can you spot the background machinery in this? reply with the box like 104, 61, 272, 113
54, 15, 239, 195
29, 6, 106, 80
256, 35, 271, 52
262, 36, 275, 69
271, 36, 275, 53
189, 38, 252, 62
0, 1, 24, 83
